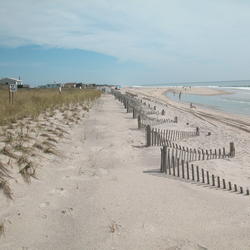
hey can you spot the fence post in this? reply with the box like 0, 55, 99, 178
223, 179, 226, 189
201, 169, 205, 183
163, 146, 167, 173
202, 149, 205, 160
138, 115, 141, 129
160, 148, 163, 173
167, 149, 171, 175
196, 127, 200, 136
217, 176, 220, 188
146, 125, 151, 147
181, 160, 185, 179
133, 108, 136, 119
196, 166, 200, 182
191, 164, 195, 180
172, 155, 175, 176
212, 175, 215, 186
206, 171, 210, 184
229, 142, 235, 157
186, 162, 189, 180
177, 158, 180, 177
206, 150, 209, 160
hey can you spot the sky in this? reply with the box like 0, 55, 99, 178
0, 0, 250, 86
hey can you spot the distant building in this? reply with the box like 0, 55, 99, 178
85, 83, 96, 88
63, 83, 76, 88
46, 83, 61, 88
37, 83, 61, 88
0, 77, 23, 88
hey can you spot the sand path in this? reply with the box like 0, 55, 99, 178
1, 94, 250, 250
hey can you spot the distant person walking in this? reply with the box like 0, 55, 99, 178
179, 91, 182, 100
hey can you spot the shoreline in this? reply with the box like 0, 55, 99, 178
163, 86, 232, 96
126, 86, 250, 125
121, 87, 250, 186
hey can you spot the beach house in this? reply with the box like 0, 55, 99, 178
0, 77, 23, 88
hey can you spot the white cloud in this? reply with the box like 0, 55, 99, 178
1, 0, 250, 81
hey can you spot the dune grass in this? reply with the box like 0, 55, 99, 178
0, 88, 101, 125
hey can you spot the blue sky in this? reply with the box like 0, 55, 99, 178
0, 0, 250, 86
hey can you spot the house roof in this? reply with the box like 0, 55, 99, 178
0, 77, 22, 82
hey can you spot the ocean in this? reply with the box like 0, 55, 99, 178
136, 81, 250, 116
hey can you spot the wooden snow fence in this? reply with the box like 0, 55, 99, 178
145, 125, 199, 146
160, 145, 248, 196
159, 142, 235, 163
112, 90, 177, 126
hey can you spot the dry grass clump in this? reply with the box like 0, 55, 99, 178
83, 106, 89, 112
17, 155, 36, 183
33, 142, 44, 151
47, 137, 58, 143
43, 147, 57, 155
2, 131, 14, 144
0, 146, 18, 159
108, 221, 121, 233
17, 155, 29, 166
0, 223, 4, 238
0, 88, 101, 126
42, 140, 55, 148
19, 162, 36, 183
0, 179, 13, 199
46, 128, 64, 138
0, 160, 11, 178
13, 142, 31, 154
40, 133, 50, 138
40, 140, 58, 155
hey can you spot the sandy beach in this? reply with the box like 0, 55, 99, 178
126, 86, 250, 126
0, 92, 249, 250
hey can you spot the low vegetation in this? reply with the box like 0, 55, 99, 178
0, 87, 101, 200
0, 88, 101, 125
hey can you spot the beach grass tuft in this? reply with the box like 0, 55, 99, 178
0, 161, 11, 178
0, 223, 4, 238
0, 146, 19, 159
0, 179, 13, 199
19, 161, 36, 183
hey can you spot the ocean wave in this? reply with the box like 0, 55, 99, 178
221, 98, 250, 104
131, 85, 143, 88
219, 86, 250, 91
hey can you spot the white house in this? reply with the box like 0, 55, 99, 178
0, 77, 23, 88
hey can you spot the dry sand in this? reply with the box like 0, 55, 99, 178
125, 87, 250, 186
0, 94, 250, 250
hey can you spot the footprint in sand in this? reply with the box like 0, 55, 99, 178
39, 201, 50, 208
49, 187, 66, 196
61, 207, 74, 216
166, 240, 207, 250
